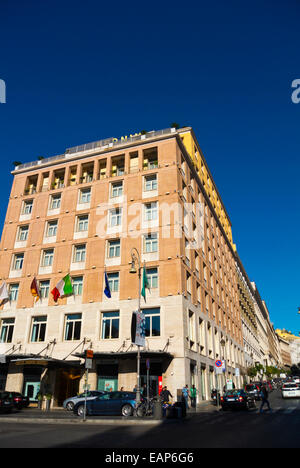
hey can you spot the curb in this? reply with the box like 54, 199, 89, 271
0, 416, 163, 426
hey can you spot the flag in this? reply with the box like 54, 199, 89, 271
51, 274, 73, 302
0, 281, 9, 304
30, 277, 40, 302
104, 271, 111, 298
141, 263, 150, 302
131, 310, 146, 346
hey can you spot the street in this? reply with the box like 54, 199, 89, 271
0, 390, 299, 448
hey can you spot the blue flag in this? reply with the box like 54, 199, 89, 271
104, 271, 111, 298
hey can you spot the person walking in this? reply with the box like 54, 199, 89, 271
190, 384, 197, 408
182, 385, 189, 409
160, 386, 173, 403
260, 385, 272, 413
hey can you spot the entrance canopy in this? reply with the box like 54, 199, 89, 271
8, 354, 81, 369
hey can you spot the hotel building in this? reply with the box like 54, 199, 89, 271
0, 127, 244, 406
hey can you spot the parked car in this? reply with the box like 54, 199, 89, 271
0, 392, 14, 414
7, 392, 30, 409
63, 390, 105, 411
281, 383, 300, 399
244, 384, 261, 401
220, 389, 256, 411
73, 391, 138, 417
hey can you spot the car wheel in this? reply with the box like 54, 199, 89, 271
122, 404, 133, 417
66, 401, 74, 411
77, 405, 86, 417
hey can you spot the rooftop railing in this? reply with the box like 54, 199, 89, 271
13, 128, 178, 172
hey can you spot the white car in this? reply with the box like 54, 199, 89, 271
281, 383, 300, 399
292, 376, 300, 384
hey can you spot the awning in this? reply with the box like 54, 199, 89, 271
8, 355, 82, 368
74, 350, 173, 361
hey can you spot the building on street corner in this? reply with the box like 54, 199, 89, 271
0, 126, 284, 407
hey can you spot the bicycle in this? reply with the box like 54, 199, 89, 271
135, 396, 157, 417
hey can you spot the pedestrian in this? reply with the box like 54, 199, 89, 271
160, 386, 173, 403
260, 385, 272, 413
182, 385, 189, 409
190, 384, 197, 408
120, 386, 124, 392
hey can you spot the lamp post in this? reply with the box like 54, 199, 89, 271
130, 247, 142, 405
220, 338, 226, 392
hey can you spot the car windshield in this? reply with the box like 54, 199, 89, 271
245, 385, 256, 390
283, 384, 297, 389
0, 392, 9, 399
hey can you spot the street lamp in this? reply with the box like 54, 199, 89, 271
220, 338, 226, 391
130, 247, 142, 405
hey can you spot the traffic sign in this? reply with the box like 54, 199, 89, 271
215, 360, 223, 368
86, 349, 94, 359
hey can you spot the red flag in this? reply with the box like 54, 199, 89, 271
31, 277, 40, 302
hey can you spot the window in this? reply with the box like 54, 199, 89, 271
143, 148, 158, 170
107, 272, 119, 292
49, 194, 61, 210
109, 208, 122, 227
107, 239, 121, 258
111, 181, 123, 198
64, 314, 82, 341
143, 308, 160, 337
22, 200, 33, 215
74, 244, 86, 263
9, 284, 19, 302
18, 225, 29, 241
146, 268, 158, 289
40, 280, 50, 299
0, 318, 15, 343
144, 232, 158, 253
72, 276, 83, 296
46, 220, 58, 237
79, 188, 91, 204
101, 311, 120, 339
13, 253, 24, 270
144, 174, 157, 191
144, 202, 158, 221
41, 249, 54, 267
76, 215, 89, 232
31, 316, 47, 343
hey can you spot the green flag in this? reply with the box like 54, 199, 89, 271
141, 264, 150, 302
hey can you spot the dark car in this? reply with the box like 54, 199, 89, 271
0, 392, 14, 414
7, 392, 30, 409
244, 384, 261, 401
221, 389, 256, 411
74, 391, 138, 417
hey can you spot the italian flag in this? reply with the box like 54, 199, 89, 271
51, 274, 73, 302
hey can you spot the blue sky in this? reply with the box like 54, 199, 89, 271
0, 0, 299, 334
